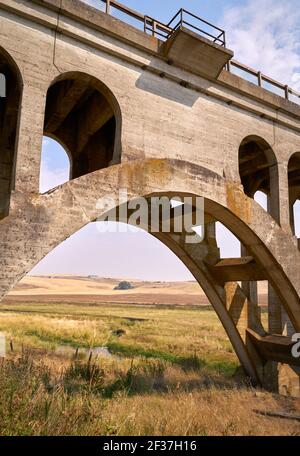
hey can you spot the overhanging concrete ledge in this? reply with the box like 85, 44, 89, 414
161, 27, 234, 79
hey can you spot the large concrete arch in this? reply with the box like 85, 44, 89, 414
1, 158, 299, 313
0, 158, 299, 392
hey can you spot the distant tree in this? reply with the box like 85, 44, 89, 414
114, 281, 134, 290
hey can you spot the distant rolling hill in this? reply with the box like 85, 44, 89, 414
4, 275, 268, 306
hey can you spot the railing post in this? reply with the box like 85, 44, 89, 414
106, 0, 110, 15
285, 85, 289, 100
257, 71, 262, 87
152, 20, 157, 37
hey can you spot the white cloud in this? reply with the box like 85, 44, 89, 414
81, 0, 104, 10
39, 157, 69, 193
222, 0, 300, 91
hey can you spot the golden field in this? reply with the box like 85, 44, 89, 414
0, 275, 298, 436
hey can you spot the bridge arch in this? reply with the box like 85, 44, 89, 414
27, 214, 260, 383
288, 152, 300, 236
0, 45, 23, 219
42, 71, 122, 183
0, 158, 299, 388
238, 135, 279, 222
1, 158, 299, 322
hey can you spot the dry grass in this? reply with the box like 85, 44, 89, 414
0, 303, 238, 373
0, 299, 297, 436
0, 352, 299, 436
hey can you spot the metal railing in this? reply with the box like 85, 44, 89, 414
143, 15, 171, 39
229, 60, 300, 104
167, 8, 226, 47
97, 0, 299, 105
100, 1, 225, 44
100, 0, 171, 38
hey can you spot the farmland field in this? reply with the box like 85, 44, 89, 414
0, 276, 299, 436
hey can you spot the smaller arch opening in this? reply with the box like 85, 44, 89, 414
239, 136, 278, 220
42, 72, 121, 185
288, 152, 300, 237
0, 47, 22, 218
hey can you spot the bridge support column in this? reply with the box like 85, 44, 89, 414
225, 282, 263, 340
268, 284, 283, 335
237, 245, 263, 334
266, 275, 299, 397
278, 308, 299, 396
13, 81, 47, 195
277, 162, 293, 234
260, 362, 300, 397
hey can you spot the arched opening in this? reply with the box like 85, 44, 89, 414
288, 152, 300, 237
239, 136, 279, 221
1, 207, 297, 431
3, 170, 300, 392
0, 47, 22, 219
29, 221, 195, 282
43, 72, 121, 183
5, 220, 241, 385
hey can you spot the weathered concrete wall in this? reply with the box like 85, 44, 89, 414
0, 0, 299, 212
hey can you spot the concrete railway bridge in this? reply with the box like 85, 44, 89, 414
0, 0, 300, 395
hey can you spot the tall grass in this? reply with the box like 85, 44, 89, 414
0, 352, 299, 436
0, 302, 298, 435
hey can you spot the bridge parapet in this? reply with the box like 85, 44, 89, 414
90, 0, 300, 105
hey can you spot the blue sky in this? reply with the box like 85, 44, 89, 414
32, 0, 300, 280
106, 0, 229, 24
84, 0, 300, 89
85, 0, 230, 23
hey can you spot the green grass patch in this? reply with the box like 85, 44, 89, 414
107, 342, 237, 376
